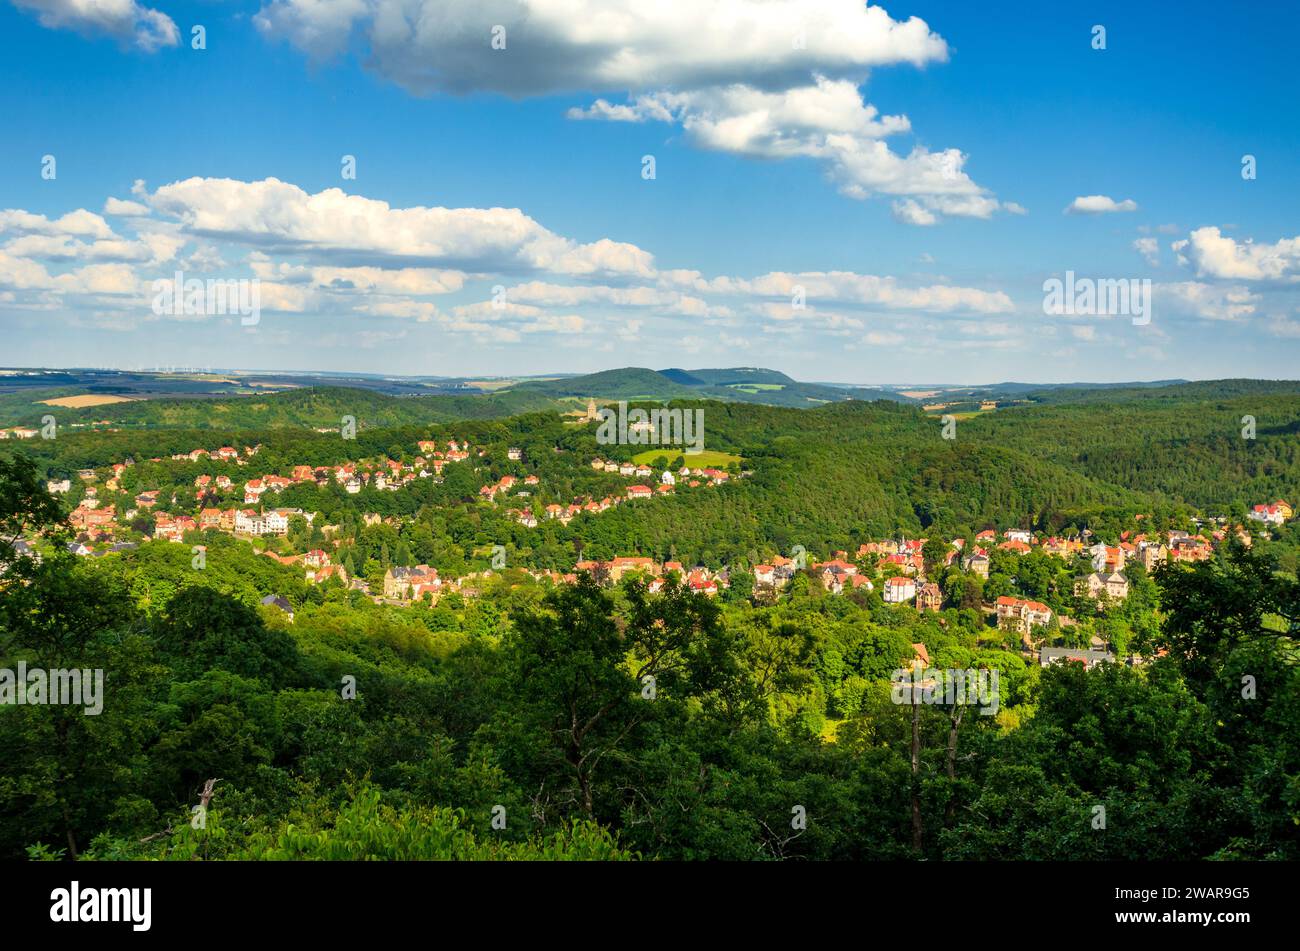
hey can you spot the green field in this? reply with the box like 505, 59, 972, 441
923, 405, 997, 420
631, 449, 742, 467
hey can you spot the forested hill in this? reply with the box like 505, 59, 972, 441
509, 367, 705, 401
550, 391, 1300, 562
4, 389, 1299, 861
505, 365, 864, 407
0, 364, 875, 428
11, 386, 1300, 568
0, 385, 559, 431
7, 368, 1298, 433
1018, 378, 1300, 405
4, 379, 1300, 864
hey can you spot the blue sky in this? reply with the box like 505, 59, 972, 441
1, 0, 1297, 383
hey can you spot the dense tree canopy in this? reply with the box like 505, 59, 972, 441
3, 382, 1299, 860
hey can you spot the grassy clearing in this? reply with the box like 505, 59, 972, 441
631, 449, 742, 468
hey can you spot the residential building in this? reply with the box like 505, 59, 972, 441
1077, 571, 1129, 601
996, 596, 1053, 634
260, 594, 294, 621
963, 552, 990, 578
608, 557, 658, 582
1249, 501, 1292, 525
916, 582, 943, 612
883, 576, 917, 604
383, 565, 441, 600
1040, 647, 1113, 669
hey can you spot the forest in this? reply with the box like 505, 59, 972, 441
1, 381, 1299, 860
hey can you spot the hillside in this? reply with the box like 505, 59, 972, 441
2, 367, 848, 429
681, 367, 796, 387
509, 367, 705, 401
7, 368, 1300, 437
1018, 378, 1300, 405
5, 377, 1300, 866
507, 365, 863, 408
13, 385, 1300, 562
0, 384, 559, 431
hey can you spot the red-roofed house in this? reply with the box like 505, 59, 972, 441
609, 557, 658, 581
1249, 501, 1292, 525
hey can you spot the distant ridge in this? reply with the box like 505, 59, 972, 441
3, 366, 1298, 432
682, 367, 797, 387
506, 366, 859, 408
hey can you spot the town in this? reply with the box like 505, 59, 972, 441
17, 432, 1292, 676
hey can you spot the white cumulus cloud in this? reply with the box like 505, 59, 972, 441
142, 177, 655, 277
12, 0, 178, 51
252, 1, 1013, 221
1172, 226, 1300, 281
1064, 195, 1139, 215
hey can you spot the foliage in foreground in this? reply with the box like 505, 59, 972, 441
3, 435, 1299, 861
